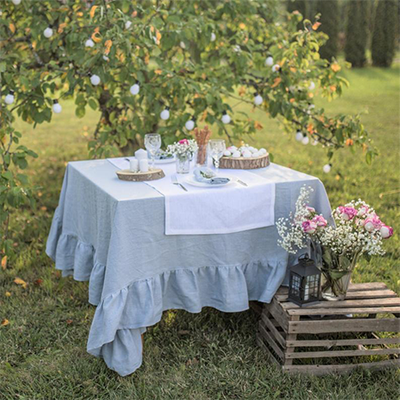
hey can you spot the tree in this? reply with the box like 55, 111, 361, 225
315, 0, 339, 61
371, 0, 398, 67
344, 0, 369, 67
0, 0, 376, 260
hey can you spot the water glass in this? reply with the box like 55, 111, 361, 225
145, 133, 161, 169
208, 139, 226, 173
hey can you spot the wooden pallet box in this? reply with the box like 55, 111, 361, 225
255, 282, 400, 375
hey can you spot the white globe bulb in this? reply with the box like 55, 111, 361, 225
295, 131, 303, 141
221, 114, 231, 124
103, 55, 109, 61
5, 93, 14, 105
160, 109, 170, 120
90, 74, 101, 86
323, 164, 331, 173
44, 27, 53, 38
233, 45, 241, 53
125, 21, 132, 29
85, 39, 95, 48
312, 139, 318, 146
185, 119, 195, 130
302, 135, 309, 145
211, 32, 216, 42
130, 83, 140, 95
12, 0, 21, 5
254, 94, 263, 106
272, 64, 280, 72
308, 81, 316, 90
52, 103, 62, 114
180, 41, 186, 49
265, 56, 273, 66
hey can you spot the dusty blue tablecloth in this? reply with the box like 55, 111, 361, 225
46, 160, 332, 376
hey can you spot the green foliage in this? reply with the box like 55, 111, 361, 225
315, 0, 339, 61
344, 0, 369, 68
0, 0, 377, 259
371, 0, 398, 67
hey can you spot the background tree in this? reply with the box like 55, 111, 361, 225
371, 0, 398, 67
0, 0, 376, 261
315, 0, 339, 61
344, 0, 369, 67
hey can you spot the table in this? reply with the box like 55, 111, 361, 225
46, 159, 332, 376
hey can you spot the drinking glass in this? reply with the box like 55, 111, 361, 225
145, 133, 162, 169
208, 139, 226, 173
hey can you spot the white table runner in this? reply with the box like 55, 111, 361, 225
108, 157, 275, 235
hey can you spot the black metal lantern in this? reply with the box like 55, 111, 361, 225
288, 254, 321, 306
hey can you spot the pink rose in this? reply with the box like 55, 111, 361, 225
337, 206, 357, 221
357, 205, 369, 216
312, 215, 327, 227
364, 214, 383, 232
380, 225, 393, 239
178, 139, 189, 145
302, 220, 317, 234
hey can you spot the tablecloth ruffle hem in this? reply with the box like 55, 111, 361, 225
46, 210, 287, 376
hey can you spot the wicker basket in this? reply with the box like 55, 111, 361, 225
219, 153, 270, 169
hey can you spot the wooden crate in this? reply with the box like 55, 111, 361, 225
256, 282, 400, 375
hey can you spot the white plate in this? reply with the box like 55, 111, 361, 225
183, 174, 235, 188
154, 157, 175, 164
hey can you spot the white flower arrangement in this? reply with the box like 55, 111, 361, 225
276, 186, 393, 270
167, 138, 198, 159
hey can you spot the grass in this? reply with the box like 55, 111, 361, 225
0, 63, 399, 399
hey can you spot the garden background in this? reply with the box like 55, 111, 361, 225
0, 0, 399, 399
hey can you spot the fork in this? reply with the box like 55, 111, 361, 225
171, 175, 188, 192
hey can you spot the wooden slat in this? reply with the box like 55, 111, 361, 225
281, 297, 400, 310
267, 300, 289, 331
282, 359, 400, 376
287, 306, 400, 316
260, 313, 286, 348
258, 324, 284, 360
249, 301, 264, 316
286, 347, 400, 359
347, 282, 388, 291
288, 318, 400, 334
286, 337, 400, 348
256, 336, 280, 367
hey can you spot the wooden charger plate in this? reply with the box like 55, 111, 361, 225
116, 168, 165, 182
219, 153, 270, 169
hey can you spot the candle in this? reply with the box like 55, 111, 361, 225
139, 159, 149, 172
129, 158, 139, 172
135, 149, 148, 160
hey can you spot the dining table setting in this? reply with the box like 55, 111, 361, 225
46, 131, 332, 376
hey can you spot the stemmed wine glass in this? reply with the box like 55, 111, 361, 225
145, 133, 162, 170
208, 139, 226, 173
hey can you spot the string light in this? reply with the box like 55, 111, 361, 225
43, 27, 53, 38
12, 0, 21, 5
185, 116, 195, 131
52, 99, 62, 114
5, 90, 15, 105
160, 106, 170, 120
85, 38, 95, 48
125, 21, 132, 29
265, 56, 273, 66
272, 64, 280, 72
130, 81, 140, 95
302, 134, 309, 145
90, 74, 101, 86
180, 41, 186, 49
254, 93, 263, 106
308, 81, 315, 91
323, 163, 332, 173
312, 139, 318, 146
295, 130, 303, 141
221, 111, 231, 124
211, 32, 216, 42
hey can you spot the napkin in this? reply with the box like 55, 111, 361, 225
193, 167, 230, 185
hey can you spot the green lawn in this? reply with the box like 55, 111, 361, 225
0, 64, 399, 399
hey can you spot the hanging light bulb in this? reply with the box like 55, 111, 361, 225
295, 130, 303, 142
160, 106, 170, 120
185, 116, 195, 131
85, 38, 95, 48
265, 56, 273, 66
323, 163, 332, 173
180, 41, 186, 49
5, 90, 15, 105
125, 20, 132, 29
12, 0, 21, 5
52, 99, 62, 114
43, 27, 53, 38
211, 32, 216, 42
302, 134, 309, 145
103, 55, 109, 61
254, 93, 263, 106
221, 111, 231, 124
272, 64, 280, 72
312, 139, 318, 146
130, 81, 140, 95
308, 81, 316, 91
90, 74, 101, 86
